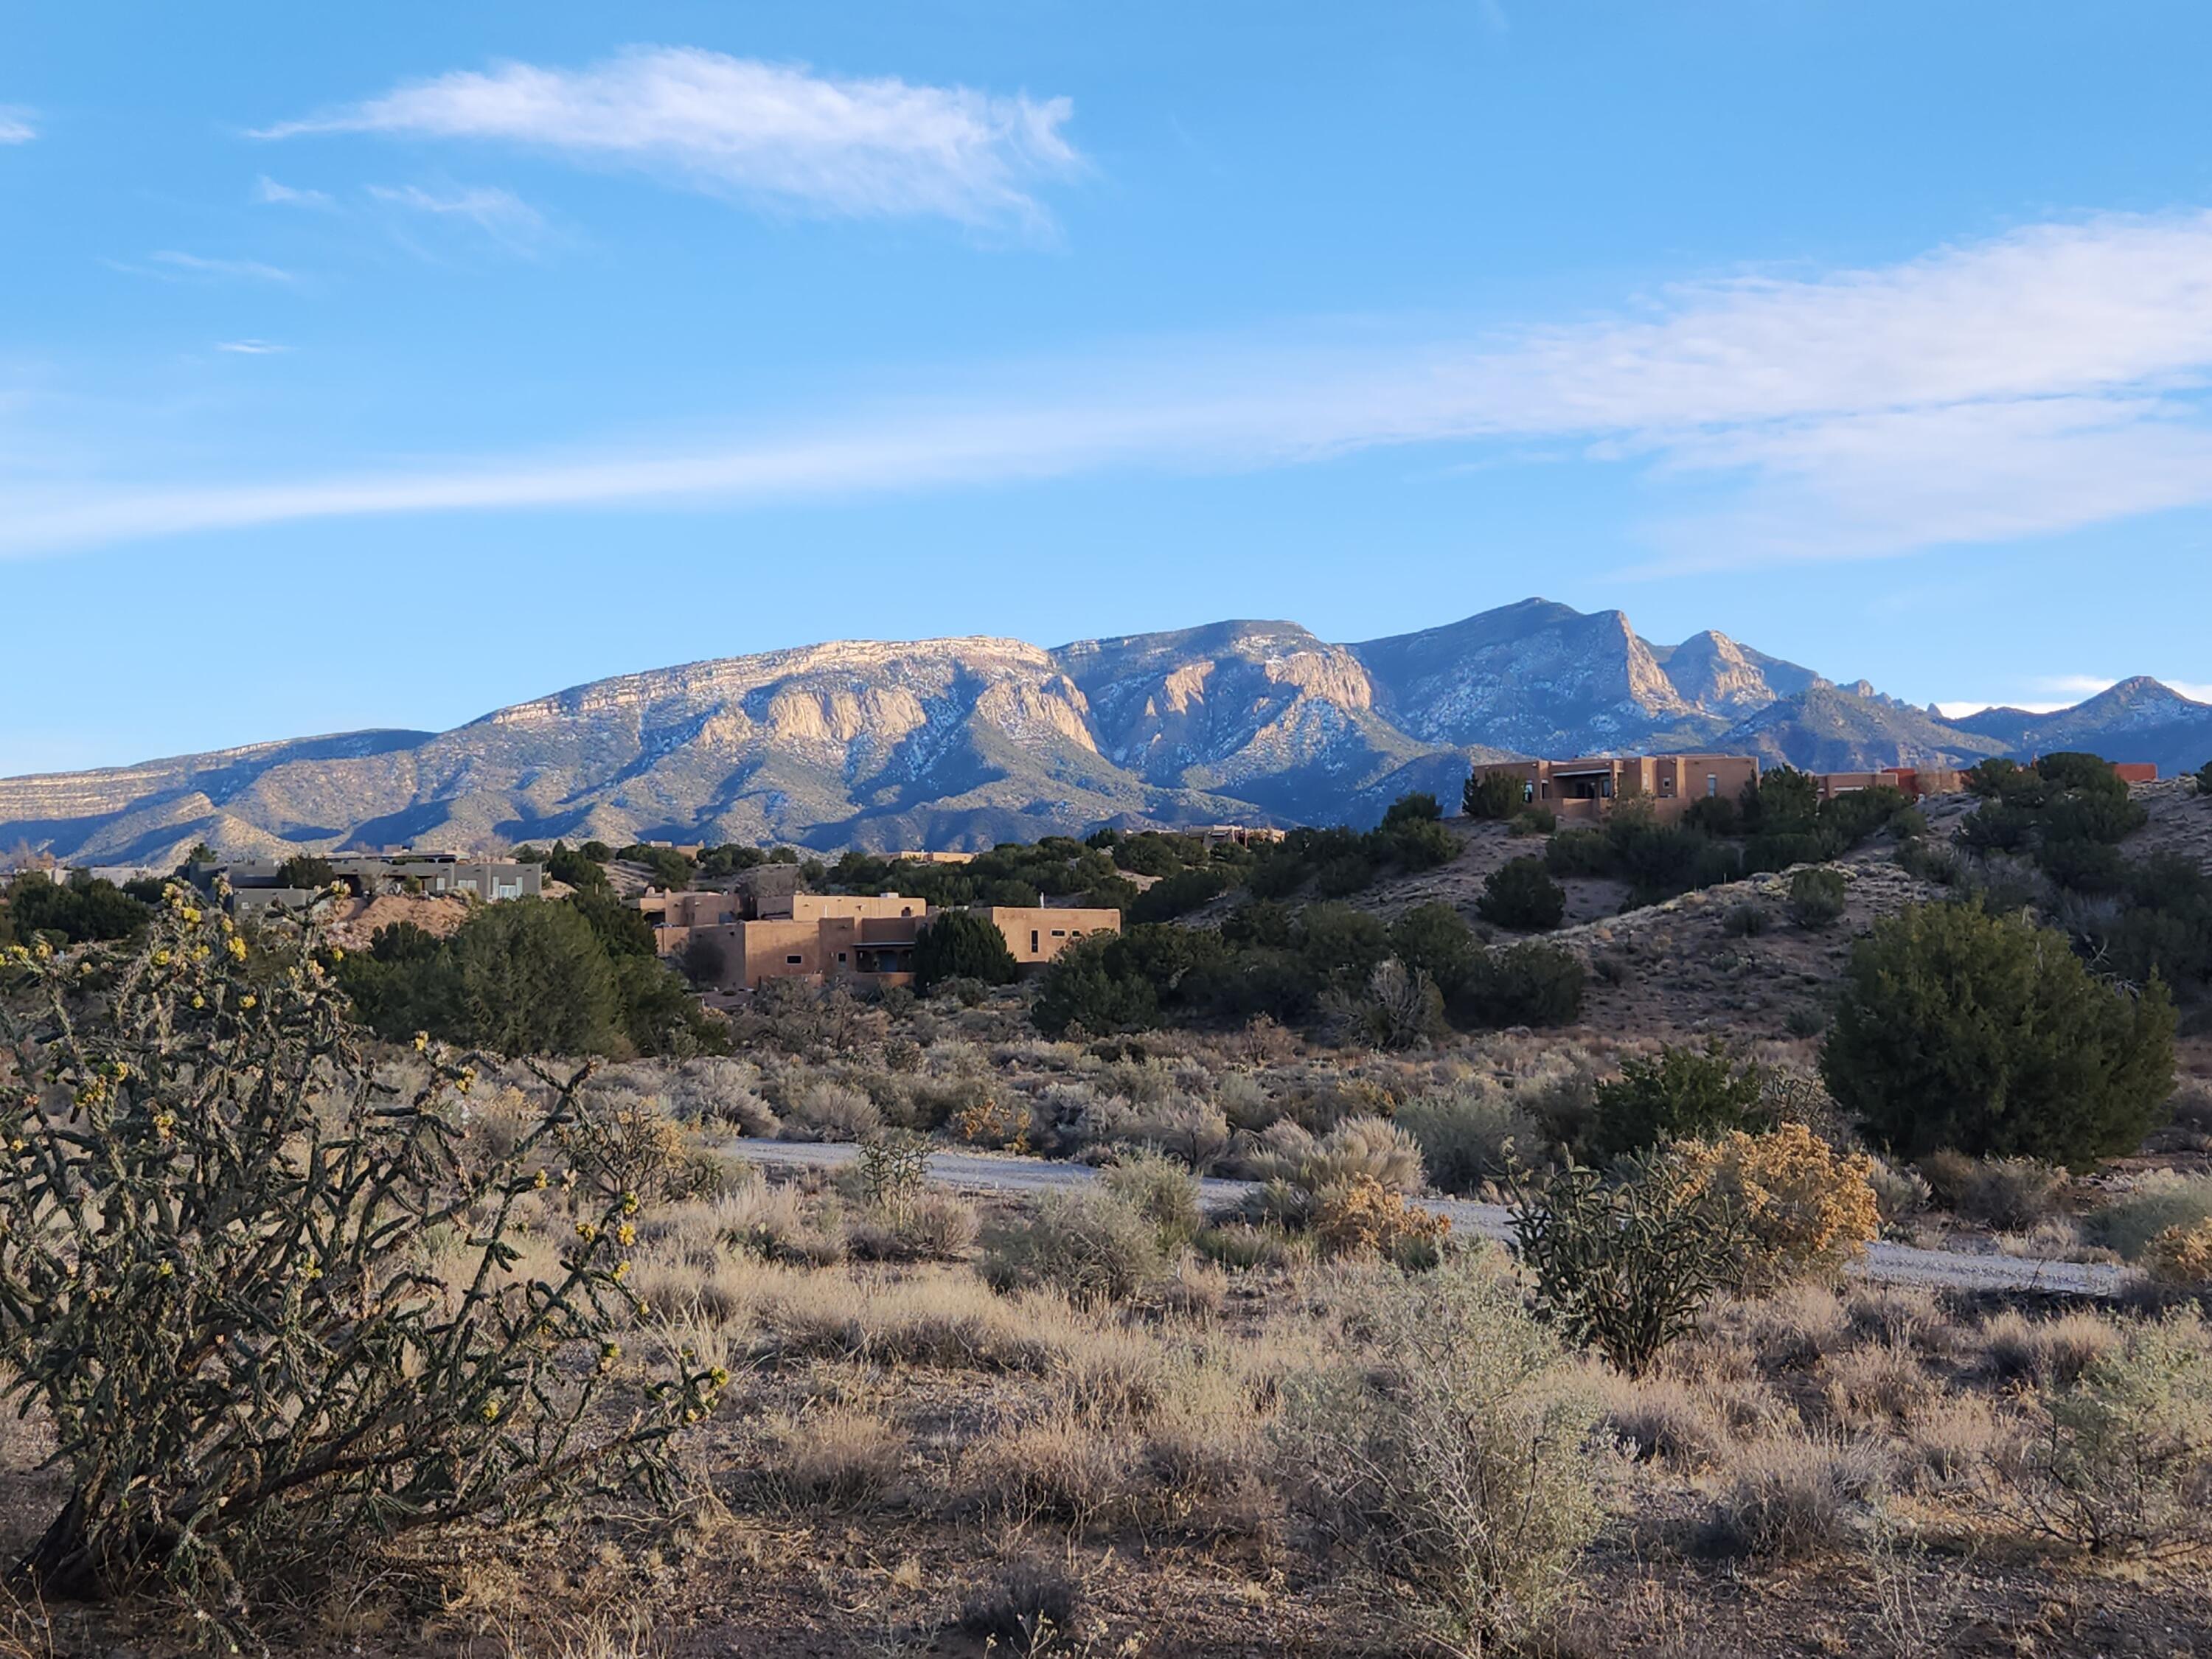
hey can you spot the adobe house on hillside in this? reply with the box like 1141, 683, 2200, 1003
633, 880, 1119, 994
201, 851, 542, 917
1467, 754, 1761, 824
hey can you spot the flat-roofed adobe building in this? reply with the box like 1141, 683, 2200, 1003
982, 905, 1123, 966
655, 888, 1121, 994
1467, 754, 1760, 824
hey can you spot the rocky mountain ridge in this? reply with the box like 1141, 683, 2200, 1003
4, 599, 2206, 866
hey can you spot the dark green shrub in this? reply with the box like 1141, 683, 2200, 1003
1313, 853, 1379, 897
544, 842, 611, 891
1454, 942, 1585, 1029
616, 844, 695, 888
448, 901, 625, 1056
1683, 794, 1741, 837
1545, 829, 1612, 878
1742, 768, 1821, 835
1509, 807, 1557, 836
0, 895, 719, 1599
2196, 760, 2212, 797
275, 854, 339, 891
1388, 902, 1481, 997
1722, 902, 1770, 938
1126, 864, 1232, 923
1030, 936, 1160, 1036
1381, 815, 1458, 872
1742, 832, 1835, 875
912, 909, 1019, 990
2039, 838, 2129, 894
0, 872, 151, 945
1462, 770, 1525, 820
1817, 785, 1912, 849
1787, 867, 1848, 929
1896, 838, 1962, 886
1478, 856, 1566, 931
1590, 1041, 1768, 1160
1384, 791, 1442, 826
1821, 902, 2176, 1169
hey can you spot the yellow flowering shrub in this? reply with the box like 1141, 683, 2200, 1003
1314, 1175, 1452, 1267
953, 1093, 1031, 1152
1674, 1121, 1879, 1285
2146, 1218, 2212, 1287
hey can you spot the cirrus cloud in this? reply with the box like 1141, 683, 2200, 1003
18, 209, 2212, 570
254, 46, 1080, 231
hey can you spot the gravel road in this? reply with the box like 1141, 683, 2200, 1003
732, 1138, 2131, 1298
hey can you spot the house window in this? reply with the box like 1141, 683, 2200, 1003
837, 952, 846, 962
1030, 931, 1040, 952
1051, 929, 1065, 939
1706, 774, 1719, 797
785, 954, 803, 964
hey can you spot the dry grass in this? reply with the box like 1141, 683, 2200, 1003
1977, 1307, 2119, 1386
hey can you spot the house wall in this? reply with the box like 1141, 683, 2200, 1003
981, 905, 1123, 965
1467, 755, 1759, 824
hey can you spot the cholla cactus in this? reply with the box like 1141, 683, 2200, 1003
1507, 1155, 1745, 1376
0, 887, 724, 1600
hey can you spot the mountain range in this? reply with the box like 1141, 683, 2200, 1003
5, 598, 2208, 866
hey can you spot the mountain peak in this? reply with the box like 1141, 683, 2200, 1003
7, 604, 2207, 866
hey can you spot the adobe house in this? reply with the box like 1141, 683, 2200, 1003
1467, 754, 1761, 824
653, 886, 1121, 995
979, 905, 1122, 967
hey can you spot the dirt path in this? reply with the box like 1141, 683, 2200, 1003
731, 1138, 2130, 1297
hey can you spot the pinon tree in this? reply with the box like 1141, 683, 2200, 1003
0, 888, 723, 1601
912, 908, 1019, 990
1820, 901, 2176, 1170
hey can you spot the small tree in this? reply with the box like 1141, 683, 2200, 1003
1030, 935, 1158, 1036
1478, 856, 1567, 931
912, 908, 1019, 990
0, 893, 720, 1599
1821, 902, 2177, 1169
1453, 942, 1586, 1029
275, 854, 340, 891
1462, 770, 1525, 821
1590, 1040, 1769, 1159
1382, 791, 1442, 826
678, 931, 726, 986
1787, 866, 1848, 929
1743, 767, 1821, 835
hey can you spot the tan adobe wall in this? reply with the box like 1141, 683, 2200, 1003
982, 905, 1124, 964
790, 892, 925, 922
1467, 755, 1760, 824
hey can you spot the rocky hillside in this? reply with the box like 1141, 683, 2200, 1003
4, 599, 2205, 865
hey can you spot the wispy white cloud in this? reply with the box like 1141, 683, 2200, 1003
146, 250, 295, 283
25, 209, 2212, 564
215, 340, 288, 355
253, 174, 333, 209
0, 107, 35, 145
254, 46, 1080, 231
364, 181, 545, 255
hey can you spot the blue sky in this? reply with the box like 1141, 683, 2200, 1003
5, 1, 2212, 776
